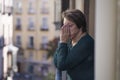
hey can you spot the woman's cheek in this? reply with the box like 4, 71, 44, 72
70, 33, 74, 39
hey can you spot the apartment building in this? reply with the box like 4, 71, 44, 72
0, 0, 14, 79
13, 0, 56, 76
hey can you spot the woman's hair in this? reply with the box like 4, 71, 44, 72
62, 9, 87, 32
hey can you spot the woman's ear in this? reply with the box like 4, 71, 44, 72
79, 27, 83, 31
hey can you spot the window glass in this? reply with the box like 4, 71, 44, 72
28, 36, 34, 48
41, 36, 48, 49
41, 0, 49, 14
15, 1, 22, 13
16, 17, 21, 30
28, 0, 35, 14
41, 17, 48, 30
16, 35, 21, 47
28, 17, 34, 30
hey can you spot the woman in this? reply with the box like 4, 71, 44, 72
54, 9, 94, 80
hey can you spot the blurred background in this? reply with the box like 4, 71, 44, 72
0, 0, 120, 80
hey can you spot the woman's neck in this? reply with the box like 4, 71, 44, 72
72, 31, 86, 46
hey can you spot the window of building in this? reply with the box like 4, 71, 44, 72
41, 0, 49, 14
28, 17, 35, 30
16, 17, 21, 30
42, 53, 47, 61
28, 0, 35, 14
16, 35, 21, 47
40, 17, 49, 31
29, 51, 33, 61
40, 36, 48, 50
15, 1, 22, 14
28, 51, 34, 73
28, 36, 34, 49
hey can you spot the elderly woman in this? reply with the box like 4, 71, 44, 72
54, 9, 94, 80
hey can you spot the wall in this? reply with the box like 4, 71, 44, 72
95, 0, 117, 80
116, 0, 120, 80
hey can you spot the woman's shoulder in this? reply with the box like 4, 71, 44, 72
80, 33, 94, 41
78, 33, 94, 46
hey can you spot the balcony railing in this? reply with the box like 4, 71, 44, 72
28, 25, 35, 31
27, 43, 34, 49
40, 25, 49, 31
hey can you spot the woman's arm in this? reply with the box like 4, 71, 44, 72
54, 38, 94, 70
53, 43, 68, 69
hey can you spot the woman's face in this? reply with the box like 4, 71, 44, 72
63, 18, 80, 39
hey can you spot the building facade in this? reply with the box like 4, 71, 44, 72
13, 0, 56, 76
0, 0, 14, 79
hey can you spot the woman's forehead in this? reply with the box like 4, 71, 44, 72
63, 18, 74, 24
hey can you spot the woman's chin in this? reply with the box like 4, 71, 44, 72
70, 36, 74, 40
70, 34, 77, 40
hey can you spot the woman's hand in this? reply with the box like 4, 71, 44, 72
60, 24, 70, 43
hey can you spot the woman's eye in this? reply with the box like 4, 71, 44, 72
69, 24, 73, 27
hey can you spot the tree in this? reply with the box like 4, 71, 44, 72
46, 37, 59, 59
